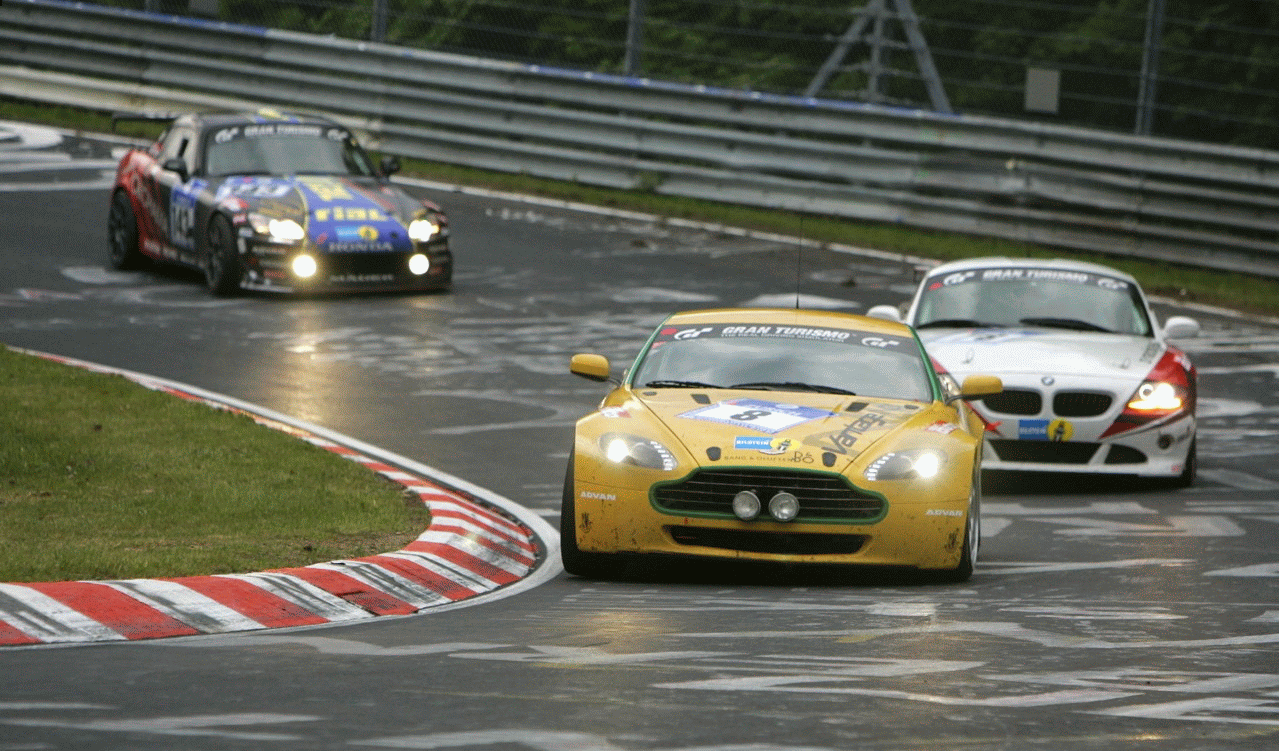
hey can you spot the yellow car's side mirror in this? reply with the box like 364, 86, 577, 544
947, 374, 1002, 404
570, 353, 612, 382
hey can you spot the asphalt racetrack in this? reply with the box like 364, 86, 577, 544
3, 122, 1279, 750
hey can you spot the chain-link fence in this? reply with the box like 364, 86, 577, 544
93, 0, 1279, 151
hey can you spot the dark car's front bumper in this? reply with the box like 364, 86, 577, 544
240, 237, 452, 293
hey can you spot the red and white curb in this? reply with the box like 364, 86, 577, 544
0, 350, 560, 647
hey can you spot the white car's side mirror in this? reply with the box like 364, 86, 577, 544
1162, 315, 1200, 339
867, 304, 904, 322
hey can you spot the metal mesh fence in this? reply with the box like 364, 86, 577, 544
102, 0, 1279, 150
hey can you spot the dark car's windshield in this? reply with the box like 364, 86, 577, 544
630, 323, 936, 402
913, 267, 1153, 336
203, 125, 377, 178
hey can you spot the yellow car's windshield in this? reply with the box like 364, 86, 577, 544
630, 323, 935, 402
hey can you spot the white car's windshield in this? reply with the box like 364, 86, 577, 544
630, 323, 936, 402
914, 267, 1152, 335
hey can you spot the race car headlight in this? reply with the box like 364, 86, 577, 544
291, 254, 318, 279
408, 218, 441, 242
408, 253, 431, 275
864, 449, 946, 481
1103, 349, 1195, 438
249, 214, 305, 242
600, 432, 677, 471
1126, 381, 1183, 412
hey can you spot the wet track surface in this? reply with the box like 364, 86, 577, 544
3, 122, 1279, 749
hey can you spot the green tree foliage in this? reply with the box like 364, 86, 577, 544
87, 0, 1279, 149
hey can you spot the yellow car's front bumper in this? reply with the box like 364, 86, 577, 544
569, 472, 972, 571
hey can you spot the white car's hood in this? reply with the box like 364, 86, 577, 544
918, 328, 1164, 380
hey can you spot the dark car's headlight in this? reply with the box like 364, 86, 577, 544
409, 217, 441, 242
600, 432, 678, 471
248, 213, 305, 242
864, 449, 946, 481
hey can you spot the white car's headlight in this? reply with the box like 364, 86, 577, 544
599, 432, 678, 471
249, 214, 305, 242
408, 218, 440, 242
864, 449, 946, 481
1127, 381, 1183, 412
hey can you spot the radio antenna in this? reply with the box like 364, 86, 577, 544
795, 216, 803, 309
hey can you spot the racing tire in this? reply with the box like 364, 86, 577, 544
934, 468, 980, 583
204, 214, 243, 297
107, 191, 145, 270
559, 453, 624, 579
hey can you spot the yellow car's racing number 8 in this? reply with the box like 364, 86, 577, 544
680, 399, 833, 435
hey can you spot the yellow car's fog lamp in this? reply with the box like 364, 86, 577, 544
732, 490, 801, 522
408, 253, 431, 276
291, 254, 318, 279
600, 432, 677, 471
768, 492, 800, 522
1127, 382, 1182, 412
732, 490, 761, 520
864, 449, 945, 481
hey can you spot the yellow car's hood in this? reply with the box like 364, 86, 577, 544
629, 389, 930, 471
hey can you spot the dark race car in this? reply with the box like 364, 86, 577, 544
107, 110, 452, 295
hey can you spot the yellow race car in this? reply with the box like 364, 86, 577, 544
562, 308, 1001, 581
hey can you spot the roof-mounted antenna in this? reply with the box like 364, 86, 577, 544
796, 216, 803, 309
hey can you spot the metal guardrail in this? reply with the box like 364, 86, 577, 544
2, 0, 1278, 278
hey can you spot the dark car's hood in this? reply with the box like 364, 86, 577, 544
213, 175, 420, 253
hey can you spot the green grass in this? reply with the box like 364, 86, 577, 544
0, 346, 429, 582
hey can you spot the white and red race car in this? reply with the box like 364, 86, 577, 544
871, 257, 1200, 486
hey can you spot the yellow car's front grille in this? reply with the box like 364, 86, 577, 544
653, 468, 886, 523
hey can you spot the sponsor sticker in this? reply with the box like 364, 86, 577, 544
651, 324, 910, 350
733, 436, 793, 454
680, 398, 832, 434
1018, 418, 1073, 441
925, 266, 1131, 292
1018, 419, 1049, 440
336, 225, 380, 242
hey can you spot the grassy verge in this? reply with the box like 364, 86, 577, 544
0, 346, 429, 582
8, 96, 1278, 315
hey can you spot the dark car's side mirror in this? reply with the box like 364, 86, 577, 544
161, 158, 189, 182
380, 155, 401, 177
